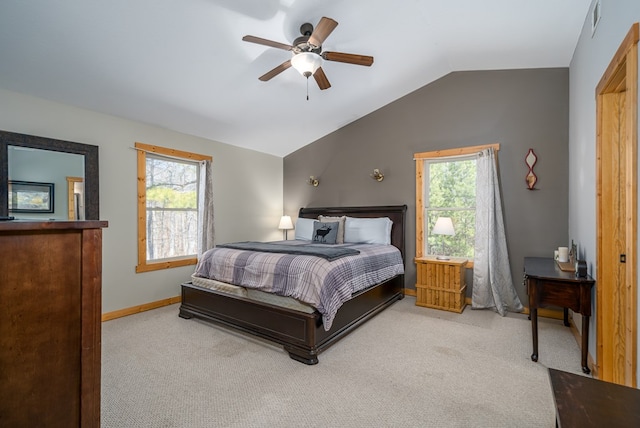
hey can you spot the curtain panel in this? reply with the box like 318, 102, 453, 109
472, 148, 523, 316
197, 159, 215, 256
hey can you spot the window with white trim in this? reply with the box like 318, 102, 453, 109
145, 154, 198, 260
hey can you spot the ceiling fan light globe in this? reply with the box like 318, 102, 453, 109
291, 52, 322, 77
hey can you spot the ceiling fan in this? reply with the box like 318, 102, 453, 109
242, 17, 374, 95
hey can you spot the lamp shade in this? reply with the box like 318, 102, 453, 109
278, 215, 294, 230
432, 217, 455, 236
291, 52, 322, 77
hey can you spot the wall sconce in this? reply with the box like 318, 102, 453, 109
370, 168, 384, 182
307, 176, 319, 187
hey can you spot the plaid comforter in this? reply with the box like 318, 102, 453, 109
193, 241, 404, 330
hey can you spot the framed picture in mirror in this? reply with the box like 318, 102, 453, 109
8, 180, 54, 213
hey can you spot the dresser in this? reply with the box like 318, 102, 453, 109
415, 256, 468, 313
0, 220, 108, 428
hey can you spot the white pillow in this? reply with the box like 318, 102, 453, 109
344, 216, 393, 245
294, 217, 315, 240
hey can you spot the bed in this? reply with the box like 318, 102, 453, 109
178, 205, 407, 364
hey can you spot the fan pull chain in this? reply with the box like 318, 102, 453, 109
306, 76, 309, 101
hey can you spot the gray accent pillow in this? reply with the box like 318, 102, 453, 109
318, 215, 346, 244
312, 221, 339, 245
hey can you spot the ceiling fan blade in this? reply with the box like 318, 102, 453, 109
323, 51, 374, 66
308, 17, 338, 47
258, 60, 292, 81
242, 35, 293, 51
313, 67, 331, 90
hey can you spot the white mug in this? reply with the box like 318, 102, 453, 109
558, 247, 569, 263
554, 250, 559, 260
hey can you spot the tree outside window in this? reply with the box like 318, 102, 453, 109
425, 157, 476, 258
146, 155, 198, 261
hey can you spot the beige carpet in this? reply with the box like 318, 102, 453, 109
102, 296, 586, 427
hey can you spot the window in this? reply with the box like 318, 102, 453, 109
135, 142, 212, 273
415, 144, 499, 264
425, 156, 476, 258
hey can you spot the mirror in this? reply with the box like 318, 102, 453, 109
0, 130, 100, 220
9, 146, 85, 220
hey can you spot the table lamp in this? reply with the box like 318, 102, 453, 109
278, 215, 294, 240
432, 217, 455, 260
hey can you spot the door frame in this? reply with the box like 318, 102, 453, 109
595, 23, 638, 386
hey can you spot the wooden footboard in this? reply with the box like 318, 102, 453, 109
179, 274, 403, 364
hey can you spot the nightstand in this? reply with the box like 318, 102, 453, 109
414, 256, 468, 313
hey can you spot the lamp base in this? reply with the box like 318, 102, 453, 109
436, 255, 450, 260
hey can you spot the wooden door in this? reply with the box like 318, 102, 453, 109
67, 176, 84, 220
596, 23, 638, 386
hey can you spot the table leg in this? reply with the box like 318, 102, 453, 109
581, 315, 590, 374
531, 307, 538, 362
563, 308, 570, 327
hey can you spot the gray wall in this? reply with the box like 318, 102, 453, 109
284, 68, 570, 304
568, 0, 640, 384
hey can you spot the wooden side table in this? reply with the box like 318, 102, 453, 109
414, 256, 467, 313
524, 257, 595, 374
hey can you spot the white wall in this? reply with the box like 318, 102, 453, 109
0, 88, 284, 313
569, 0, 640, 384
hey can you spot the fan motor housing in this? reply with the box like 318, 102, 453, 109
292, 36, 321, 54
293, 23, 322, 53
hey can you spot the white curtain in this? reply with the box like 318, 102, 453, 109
472, 148, 523, 316
197, 159, 215, 256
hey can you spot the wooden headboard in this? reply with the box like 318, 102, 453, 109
298, 205, 407, 262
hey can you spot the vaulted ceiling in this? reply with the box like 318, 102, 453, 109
0, 0, 592, 157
